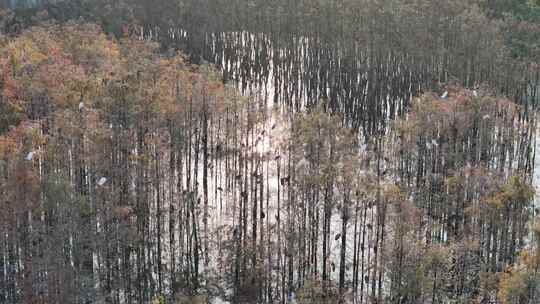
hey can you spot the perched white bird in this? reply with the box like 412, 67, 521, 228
473, 90, 478, 97
25, 151, 34, 161
297, 158, 309, 169
432, 139, 438, 147
79, 102, 84, 111
441, 91, 449, 99
97, 177, 108, 186
483, 114, 490, 120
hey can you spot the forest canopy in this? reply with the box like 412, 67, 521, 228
0, 1, 539, 304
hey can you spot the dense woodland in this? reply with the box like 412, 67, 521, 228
1, 1, 540, 304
